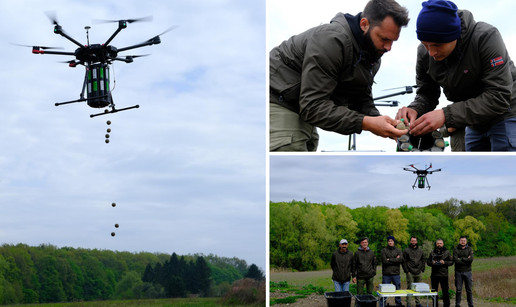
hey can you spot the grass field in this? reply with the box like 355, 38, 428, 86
270, 256, 516, 306
17, 297, 251, 307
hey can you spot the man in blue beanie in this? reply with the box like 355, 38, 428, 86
396, 0, 516, 151
380, 235, 403, 307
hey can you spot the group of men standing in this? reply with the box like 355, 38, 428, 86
330, 236, 474, 307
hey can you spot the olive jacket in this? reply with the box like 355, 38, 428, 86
270, 12, 381, 135
409, 10, 516, 133
402, 245, 426, 275
426, 247, 454, 277
453, 244, 474, 272
352, 247, 377, 280
330, 248, 354, 282
381, 245, 403, 276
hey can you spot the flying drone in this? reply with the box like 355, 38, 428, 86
14, 11, 176, 118
403, 163, 441, 190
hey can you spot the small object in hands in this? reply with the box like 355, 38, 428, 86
396, 118, 406, 130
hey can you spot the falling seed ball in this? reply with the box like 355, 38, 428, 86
115, 224, 119, 228
107, 128, 111, 133
112, 202, 116, 207
105, 134, 110, 138
107, 120, 111, 125
111, 232, 116, 237
105, 139, 110, 144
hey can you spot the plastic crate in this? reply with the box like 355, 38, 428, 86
354, 294, 378, 307
324, 291, 352, 307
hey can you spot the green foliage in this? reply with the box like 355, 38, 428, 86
270, 295, 306, 305
271, 198, 516, 272
0, 244, 251, 305
244, 264, 264, 281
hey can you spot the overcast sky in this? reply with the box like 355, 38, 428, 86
268, 0, 516, 152
270, 155, 516, 209
0, 0, 265, 270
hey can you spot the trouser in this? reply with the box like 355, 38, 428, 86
333, 280, 350, 292
431, 275, 450, 307
406, 272, 423, 306
380, 275, 401, 307
357, 277, 374, 295
455, 271, 474, 307
269, 103, 319, 152
465, 117, 516, 151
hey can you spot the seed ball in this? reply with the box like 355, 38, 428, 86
105, 139, 110, 144
107, 120, 111, 125
105, 134, 110, 138
111, 232, 116, 237
112, 203, 116, 207
115, 224, 119, 228
107, 128, 111, 133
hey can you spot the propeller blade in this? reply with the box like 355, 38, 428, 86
157, 25, 179, 37
125, 54, 150, 59
10, 43, 64, 50
44, 10, 59, 25
382, 85, 419, 91
93, 16, 153, 24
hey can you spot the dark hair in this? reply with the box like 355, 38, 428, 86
410, 236, 418, 240
460, 236, 468, 240
362, 0, 410, 29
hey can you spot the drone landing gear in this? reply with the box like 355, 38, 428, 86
90, 104, 139, 118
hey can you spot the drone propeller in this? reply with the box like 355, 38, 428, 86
93, 16, 153, 24
156, 25, 179, 37
44, 10, 60, 25
382, 85, 419, 91
10, 43, 64, 50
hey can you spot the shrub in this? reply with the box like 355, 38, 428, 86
221, 278, 265, 306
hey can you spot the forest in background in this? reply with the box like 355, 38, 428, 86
270, 197, 516, 271
0, 244, 264, 305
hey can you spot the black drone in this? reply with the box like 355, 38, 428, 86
14, 11, 176, 118
403, 163, 441, 190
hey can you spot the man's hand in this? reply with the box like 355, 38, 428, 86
352, 277, 357, 284
362, 116, 408, 138
408, 109, 445, 136
395, 106, 418, 125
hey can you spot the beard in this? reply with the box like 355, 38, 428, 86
363, 30, 386, 62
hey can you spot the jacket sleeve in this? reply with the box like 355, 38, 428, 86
426, 252, 434, 267
381, 248, 389, 265
442, 26, 513, 128
352, 252, 357, 278
401, 249, 408, 273
444, 251, 454, 267
392, 249, 403, 264
298, 29, 373, 135
420, 251, 426, 273
331, 252, 336, 270
409, 44, 442, 117
460, 248, 474, 264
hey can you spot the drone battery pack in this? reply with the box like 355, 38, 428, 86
87, 63, 110, 108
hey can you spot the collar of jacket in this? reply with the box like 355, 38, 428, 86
447, 10, 476, 62
342, 12, 375, 64
457, 244, 469, 249
358, 247, 370, 251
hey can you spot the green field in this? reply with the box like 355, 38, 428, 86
270, 256, 516, 306
16, 297, 253, 307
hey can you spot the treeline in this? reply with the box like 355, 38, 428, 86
0, 243, 262, 304
270, 198, 516, 271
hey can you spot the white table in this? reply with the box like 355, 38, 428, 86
376, 289, 438, 307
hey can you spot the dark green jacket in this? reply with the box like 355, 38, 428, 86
331, 248, 354, 282
426, 247, 454, 277
269, 12, 381, 135
453, 244, 474, 272
353, 247, 377, 280
409, 10, 516, 133
402, 245, 425, 275
381, 246, 403, 276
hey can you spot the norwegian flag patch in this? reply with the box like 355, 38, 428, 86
490, 56, 504, 67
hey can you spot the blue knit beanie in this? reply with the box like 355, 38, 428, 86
416, 0, 461, 43
387, 236, 396, 242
